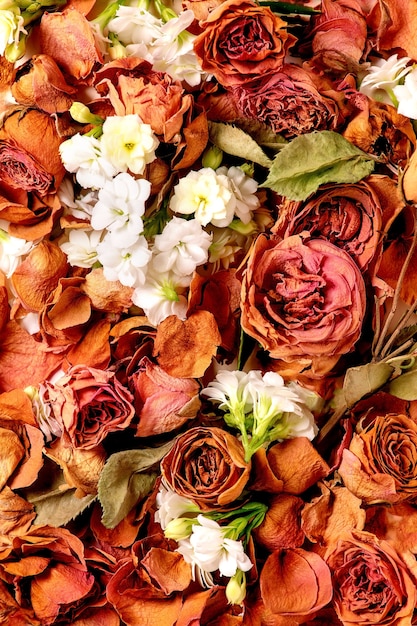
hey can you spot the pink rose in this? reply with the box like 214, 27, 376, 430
47, 365, 135, 449
234, 63, 348, 138
241, 233, 366, 377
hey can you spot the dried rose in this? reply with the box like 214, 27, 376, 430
0, 525, 95, 624
106, 533, 192, 626
0, 108, 66, 196
47, 365, 135, 450
94, 58, 194, 143
130, 356, 201, 437
272, 178, 384, 272
338, 414, 417, 505
234, 63, 348, 138
160, 426, 251, 510
241, 233, 367, 378
326, 530, 417, 626
343, 97, 416, 168
193, 0, 296, 87
39, 8, 103, 83
307, 0, 367, 74
11, 54, 77, 113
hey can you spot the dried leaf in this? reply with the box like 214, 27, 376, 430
98, 442, 173, 529
28, 488, 96, 527
388, 369, 417, 400
261, 130, 375, 200
208, 121, 273, 168
343, 362, 395, 408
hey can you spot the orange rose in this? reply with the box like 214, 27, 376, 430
241, 233, 367, 377
338, 414, 417, 504
193, 0, 296, 87
160, 426, 251, 510
0, 108, 66, 196
326, 530, 417, 626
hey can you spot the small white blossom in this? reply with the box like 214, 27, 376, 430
152, 217, 212, 277
59, 133, 117, 189
176, 515, 252, 578
155, 482, 199, 530
0, 228, 33, 277
97, 232, 151, 287
60, 229, 103, 269
91, 173, 151, 247
202, 370, 253, 415
393, 66, 417, 119
108, 6, 162, 46
132, 263, 189, 325
359, 54, 412, 105
170, 168, 235, 228
207, 226, 247, 271
100, 114, 159, 175
217, 166, 260, 224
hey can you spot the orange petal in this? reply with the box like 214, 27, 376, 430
12, 241, 69, 312
266, 438, 330, 494
301, 483, 366, 549
141, 548, 192, 594
260, 547, 333, 617
153, 311, 221, 378
338, 447, 398, 504
81, 268, 133, 313
254, 494, 305, 551
0, 486, 36, 535
0, 428, 25, 490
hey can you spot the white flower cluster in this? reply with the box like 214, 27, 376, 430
0, 0, 26, 58
155, 483, 252, 585
170, 166, 260, 228
106, 3, 204, 86
202, 369, 319, 458
359, 53, 417, 119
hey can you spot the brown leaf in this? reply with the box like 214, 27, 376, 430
153, 311, 221, 378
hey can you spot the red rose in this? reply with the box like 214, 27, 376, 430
47, 365, 135, 450
193, 0, 296, 87
241, 233, 367, 377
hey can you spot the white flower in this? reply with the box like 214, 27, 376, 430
152, 217, 212, 277
0, 0, 25, 56
97, 232, 151, 287
201, 370, 253, 415
170, 168, 235, 228
393, 66, 417, 119
155, 482, 199, 530
107, 6, 162, 46
359, 54, 412, 105
60, 229, 103, 268
132, 263, 189, 325
176, 515, 252, 578
100, 114, 159, 175
216, 166, 260, 224
59, 133, 117, 189
24, 383, 64, 442
91, 173, 150, 247
207, 226, 247, 271
0, 227, 33, 277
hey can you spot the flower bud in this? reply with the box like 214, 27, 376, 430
69, 102, 104, 126
164, 517, 196, 540
226, 570, 247, 605
202, 145, 223, 170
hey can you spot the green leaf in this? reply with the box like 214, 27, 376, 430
261, 131, 375, 200
208, 122, 273, 168
343, 362, 395, 408
98, 441, 174, 529
388, 369, 417, 400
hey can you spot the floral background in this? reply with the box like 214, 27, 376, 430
0, 0, 417, 623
